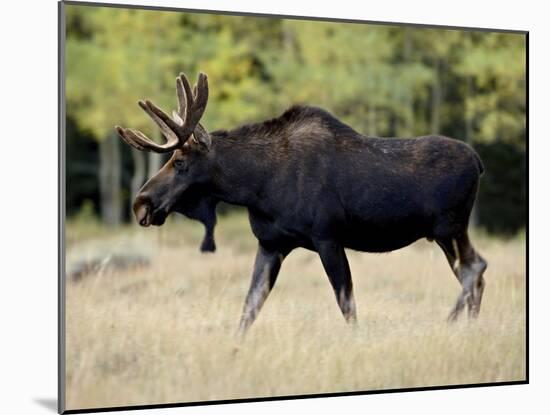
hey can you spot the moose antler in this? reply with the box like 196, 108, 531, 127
115, 72, 209, 153
172, 75, 211, 149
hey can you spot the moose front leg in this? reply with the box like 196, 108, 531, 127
315, 240, 357, 324
237, 244, 287, 337
199, 212, 217, 253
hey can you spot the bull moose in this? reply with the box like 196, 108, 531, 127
116, 72, 487, 336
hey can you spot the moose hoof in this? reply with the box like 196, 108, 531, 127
200, 240, 216, 253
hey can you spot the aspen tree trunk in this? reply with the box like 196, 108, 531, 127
98, 132, 122, 226
130, 149, 146, 216
403, 29, 414, 136
465, 75, 480, 227
431, 58, 442, 135
148, 153, 162, 179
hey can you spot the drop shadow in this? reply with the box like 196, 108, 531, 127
34, 398, 57, 412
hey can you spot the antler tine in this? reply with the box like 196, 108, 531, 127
115, 126, 146, 151
176, 72, 194, 121
115, 126, 177, 154
194, 72, 209, 113
114, 99, 182, 154
140, 100, 182, 135
117, 72, 210, 153
190, 78, 210, 146
175, 73, 210, 142
173, 75, 203, 128
145, 72, 209, 146
138, 100, 181, 146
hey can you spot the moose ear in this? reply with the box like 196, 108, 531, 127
192, 123, 212, 151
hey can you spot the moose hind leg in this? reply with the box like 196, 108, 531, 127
439, 233, 487, 322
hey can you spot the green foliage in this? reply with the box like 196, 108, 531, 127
65, 4, 526, 233
457, 32, 526, 145
66, 7, 188, 140
66, 5, 526, 143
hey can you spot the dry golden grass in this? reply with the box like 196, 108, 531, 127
65, 212, 526, 410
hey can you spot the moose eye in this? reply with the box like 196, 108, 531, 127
173, 159, 187, 172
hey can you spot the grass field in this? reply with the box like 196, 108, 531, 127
64, 211, 526, 410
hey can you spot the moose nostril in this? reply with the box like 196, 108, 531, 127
133, 195, 153, 227
135, 204, 149, 225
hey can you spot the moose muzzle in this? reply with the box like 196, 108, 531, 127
133, 195, 153, 227
133, 194, 169, 227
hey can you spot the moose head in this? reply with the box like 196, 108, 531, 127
116, 73, 214, 227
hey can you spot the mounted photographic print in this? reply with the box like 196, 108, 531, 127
59, 1, 528, 413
